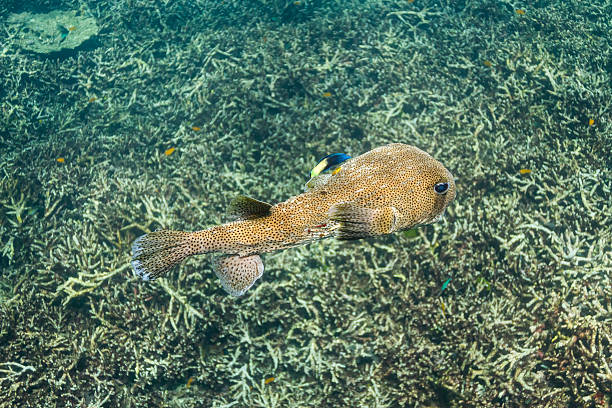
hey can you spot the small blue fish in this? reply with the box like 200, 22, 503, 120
310, 153, 351, 178
305, 153, 351, 189
57, 24, 69, 43
440, 278, 451, 294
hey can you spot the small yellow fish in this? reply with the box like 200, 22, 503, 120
88, 97, 97, 103
68, 26, 77, 31
191, 126, 201, 131
483, 60, 492, 67
132, 144, 456, 296
589, 118, 595, 126
56, 157, 65, 163
322, 92, 332, 98
164, 147, 176, 156
264, 377, 275, 385
515, 9, 525, 15
519, 168, 531, 174
186, 377, 194, 387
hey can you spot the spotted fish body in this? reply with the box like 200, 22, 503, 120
131, 143, 456, 296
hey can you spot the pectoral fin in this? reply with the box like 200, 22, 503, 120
213, 254, 264, 296
329, 203, 399, 240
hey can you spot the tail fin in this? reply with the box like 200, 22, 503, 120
131, 230, 198, 280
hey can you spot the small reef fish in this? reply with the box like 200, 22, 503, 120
57, 24, 69, 43
164, 147, 176, 156
305, 152, 351, 189
131, 143, 456, 296
519, 168, 531, 174
440, 277, 451, 293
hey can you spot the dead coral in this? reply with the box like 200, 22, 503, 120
0, 0, 610, 407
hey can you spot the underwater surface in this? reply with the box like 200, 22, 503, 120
0, 0, 610, 406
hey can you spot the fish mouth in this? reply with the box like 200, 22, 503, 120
423, 211, 445, 225
432, 211, 445, 223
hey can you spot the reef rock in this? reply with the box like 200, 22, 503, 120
7, 9, 99, 54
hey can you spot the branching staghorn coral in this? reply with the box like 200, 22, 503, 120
0, 0, 610, 406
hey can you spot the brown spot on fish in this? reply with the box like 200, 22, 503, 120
131, 144, 456, 295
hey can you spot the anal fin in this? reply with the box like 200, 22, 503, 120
329, 203, 399, 240
213, 254, 264, 296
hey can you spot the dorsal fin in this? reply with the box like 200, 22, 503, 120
228, 195, 273, 220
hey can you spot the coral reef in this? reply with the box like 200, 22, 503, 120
0, 0, 610, 406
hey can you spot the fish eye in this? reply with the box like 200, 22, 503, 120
434, 182, 449, 195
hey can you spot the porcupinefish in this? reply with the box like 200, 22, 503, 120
131, 143, 456, 296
